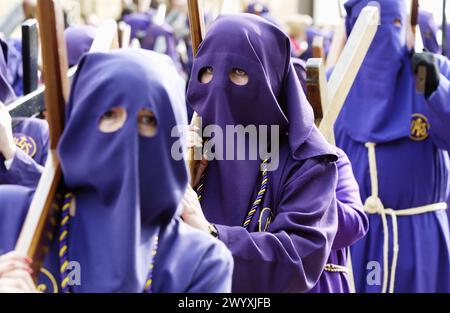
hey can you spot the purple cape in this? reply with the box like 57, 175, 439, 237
187, 13, 339, 292
64, 25, 96, 67
291, 60, 369, 293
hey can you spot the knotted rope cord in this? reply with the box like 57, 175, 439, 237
363, 142, 447, 293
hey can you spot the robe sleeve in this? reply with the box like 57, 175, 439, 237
332, 149, 369, 250
186, 240, 234, 293
0, 186, 33, 255
426, 55, 450, 151
0, 148, 44, 188
215, 159, 338, 293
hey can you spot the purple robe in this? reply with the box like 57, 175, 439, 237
309, 148, 368, 293
1, 44, 48, 189
0, 49, 233, 293
292, 57, 307, 92
64, 25, 96, 67
337, 0, 450, 293
418, 10, 440, 54
291, 58, 369, 293
187, 14, 339, 293
0, 118, 49, 188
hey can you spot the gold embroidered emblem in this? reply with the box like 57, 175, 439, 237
13, 133, 37, 158
37, 268, 59, 293
258, 208, 274, 233
410, 114, 430, 141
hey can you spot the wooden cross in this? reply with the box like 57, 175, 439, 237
306, 5, 380, 145
8, 19, 119, 118
14, 0, 119, 282
326, 19, 347, 71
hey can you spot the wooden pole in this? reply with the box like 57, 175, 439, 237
187, 0, 206, 186
118, 21, 131, 48
306, 58, 328, 124
311, 36, 325, 59
15, 0, 68, 281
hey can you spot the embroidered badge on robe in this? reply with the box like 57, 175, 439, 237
410, 114, 430, 141
258, 208, 274, 232
37, 268, 59, 293
13, 133, 38, 158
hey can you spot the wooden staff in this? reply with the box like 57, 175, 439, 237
15, 0, 68, 281
15, 0, 119, 282
118, 21, 131, 48
22, 19, 39, 95
187, 0, 206, 186
306, 58, 328, 125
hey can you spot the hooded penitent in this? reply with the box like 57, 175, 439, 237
187, 13, 318, 227
0, 49, 233, 293
123, 11, 155, 39
64, 25, 96, 67
187, 13, 338, 292
140, 22, 184, 73
336, 0, 450, 293
339, 0, 412, 143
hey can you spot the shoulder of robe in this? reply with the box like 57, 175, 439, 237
12, 117, 49, 137
292, 127, 338, 163
0, 186, 34, 253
